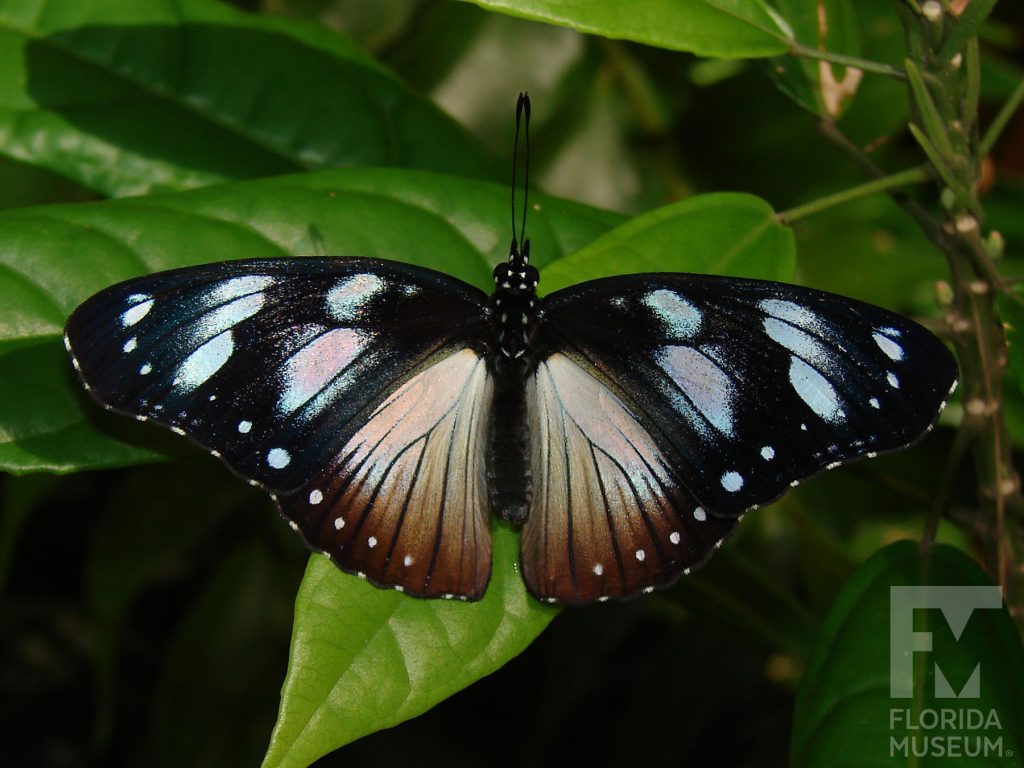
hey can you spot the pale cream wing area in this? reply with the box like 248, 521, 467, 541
278, 348, 494, 599
521, 353, 737, 604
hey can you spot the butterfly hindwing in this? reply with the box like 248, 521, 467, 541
277, 349, 494, 599
538, 273, 958, 521
522, 353, 737, 604
65, 257, 495, 595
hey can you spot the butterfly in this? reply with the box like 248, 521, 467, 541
63, 97, 958, 606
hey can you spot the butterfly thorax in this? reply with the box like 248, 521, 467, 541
490, 239, 540, 360
486, 239, 541, 525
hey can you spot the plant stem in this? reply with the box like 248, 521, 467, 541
789, 42, 907, 81
776, 167, 930, 223
980, 76, 1024, 158
891, 4, 1024, 628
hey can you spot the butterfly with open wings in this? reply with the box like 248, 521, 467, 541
64, 96, 958, 605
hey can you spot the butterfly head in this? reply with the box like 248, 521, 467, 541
494, 238, 539, 293
492, 238, 540, 359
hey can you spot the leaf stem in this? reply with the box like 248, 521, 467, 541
788, 42, 907, 81
979, 75, 1024, 158
776, 167, 930, 223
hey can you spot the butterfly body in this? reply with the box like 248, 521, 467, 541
485, 240, 542, 526
65, 246, 957, 605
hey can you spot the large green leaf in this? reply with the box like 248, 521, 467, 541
0, 166, 621, 474
0, 0, 501, 197
263, 527, 557, 768
540, 192, 795, 293
460, 0, 792, 58
792, 541, 1024, 767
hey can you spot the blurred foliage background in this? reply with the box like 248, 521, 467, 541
1, 1, 1023, 766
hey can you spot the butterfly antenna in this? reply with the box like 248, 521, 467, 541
511, 92, 531, 264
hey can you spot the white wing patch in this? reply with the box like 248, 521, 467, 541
327, 273, 386, 322
873, 331, 905, 361
173, 330, 234, 392
788, 356, 844, 423
643, 289, 702, 338
655, 345, 736, 437
277, 327, 367, 418
120, 297, 153, 327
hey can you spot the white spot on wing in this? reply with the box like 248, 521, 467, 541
173, 330, 234, 392
139, 363, 152, 375
887, 372, 900, 389
237, 420, 252, 434
789, 356, 845, 423
334, 517, 345, 530
761, 445, 775, 460
869, 397, 880, 409
763, 316, 834, 366
309, 489, 323, 505
201, 293, 266, 334
873, 332, 904, 361
187, 277, 273, 345
121, 298, 153, 327
721, 471, 744, 492
593, 563, 604, 575
267, 448, 291, 469
669, 531, 681, 545
643, 289, 701, 338
693, 507, 707, 522
327, 273, 386, 321
635, 549, 646, 562
367, 536, 377, 548
758, 299, 824, 331
403, 554, 414, 567
123, 337, 137, 353
211, 276, 274, 302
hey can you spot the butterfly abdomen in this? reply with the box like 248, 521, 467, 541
486, 355, 533, 525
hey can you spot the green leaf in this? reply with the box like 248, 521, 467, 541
0, 0, 501, 197
0, 166, 621, 474
459, 0, 792, 58
792, 541, 1024, 767
539, 193, 795, 293
263, 525, 557, 768
765, 0, 862, 117
905, 58, 956, 160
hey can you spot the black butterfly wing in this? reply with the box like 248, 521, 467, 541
65, 257, 495, 599
521, 273, 957, 603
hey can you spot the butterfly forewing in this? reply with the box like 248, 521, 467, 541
539, 273, 958, 519
65, 257, 495, 595
522, 353, 737, 604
